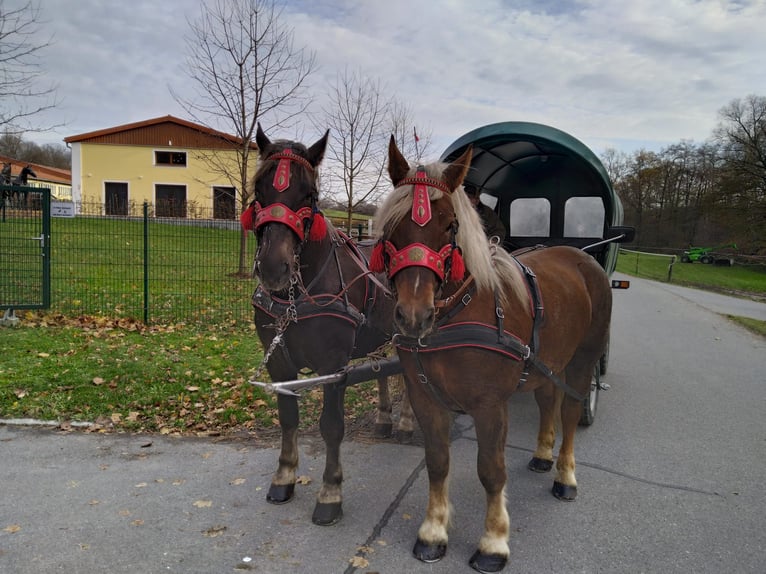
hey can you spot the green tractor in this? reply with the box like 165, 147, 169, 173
681, 243, 737, 264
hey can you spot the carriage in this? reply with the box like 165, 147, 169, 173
247, 121, 636, 571
440, 121, 635, 424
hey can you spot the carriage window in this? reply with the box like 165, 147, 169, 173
479, 193, 497, 210
509, 198, 550, 236
564, 197, 605, 237
155, 151, 187, 166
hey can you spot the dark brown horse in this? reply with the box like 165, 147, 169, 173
370, 137, 612, 572
244, 126, 413, 526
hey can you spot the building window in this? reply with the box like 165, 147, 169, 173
155, 151, 187, 166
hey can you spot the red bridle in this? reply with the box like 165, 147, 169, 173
369, 169, 465, 282
240, 148, 326, 241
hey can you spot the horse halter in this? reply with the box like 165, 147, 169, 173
370, 168, 465, 282
240, 148, 326, 242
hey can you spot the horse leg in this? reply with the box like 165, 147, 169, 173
469, 404, 510, 573
552, 359, 593, 501
411, 397, 453, 563
374, 375, 394, 438
396, 379, 416, 443
527, 385, 560, 473
312, 383, 346, 525
267, 392, 300, 504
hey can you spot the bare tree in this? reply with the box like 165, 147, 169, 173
714, 94, 766, 198
173, 0, 316, 273
714, 95, 766, 253
0, 0, 59, 134
388, 99, 433, 163
317, 68, 392, 233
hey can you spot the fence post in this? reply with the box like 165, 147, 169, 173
143, 201, 149, 324
667, 255, 677, 283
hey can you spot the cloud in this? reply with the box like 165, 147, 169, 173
26, 0, 766, 158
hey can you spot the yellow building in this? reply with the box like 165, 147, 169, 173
65, 115, 257, 218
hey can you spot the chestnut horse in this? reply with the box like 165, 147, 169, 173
243, 126, 412, 526
370, 137, 612, 572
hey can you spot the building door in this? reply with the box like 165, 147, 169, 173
213, 186, 236, 219
155, 184, 186, 218
105, 182, 128, 215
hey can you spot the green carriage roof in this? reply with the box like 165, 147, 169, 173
440, 121, 616, 211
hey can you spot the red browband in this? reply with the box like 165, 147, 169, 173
267, 148, 314, 192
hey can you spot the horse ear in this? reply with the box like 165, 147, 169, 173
255, 123, 271, 154
388, 135, 410, 186
306, 129, 330, 167
442, 145, 473, 193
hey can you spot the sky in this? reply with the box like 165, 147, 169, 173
21, 0, 766, 159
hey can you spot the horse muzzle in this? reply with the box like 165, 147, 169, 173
394, 301, 435, 339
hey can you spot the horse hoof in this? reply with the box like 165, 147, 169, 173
266, 483, 295, 504
373, 422, 393, 438
469, 550, 508, 573
396, 429, 414, 444
413, 538, 447, 563
552, 481, 577, 501
527, 457, 553, 473
312, 502, 343, 526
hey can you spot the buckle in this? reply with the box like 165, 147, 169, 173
461, 292, 472, 306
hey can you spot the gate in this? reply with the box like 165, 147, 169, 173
1, 185, 51, 323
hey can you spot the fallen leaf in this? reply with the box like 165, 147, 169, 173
14, 388, 27, 399
3, 524, 21, 534
296, 475, 312, 485
185, 386, 200, 392
193, 500, 213, 508
349, 556, 369, 568
38, 352, 50, 358
92, 377, 105, 386
134, 483, 148, 488
402, 513, 412, 520
131, 519, 144, 526
203, 525, 227, 537
230, 478, 246, 486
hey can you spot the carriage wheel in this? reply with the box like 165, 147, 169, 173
579, 364, 601, 426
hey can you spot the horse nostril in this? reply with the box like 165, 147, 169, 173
422, 307, 435, 328
394, 305, 406, 328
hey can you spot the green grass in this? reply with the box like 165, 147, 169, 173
0, 315, 384, 434
47, 216, 258, 324
727, 316, 766, 338
0, 317, 276, 433
616, 249, 766, 296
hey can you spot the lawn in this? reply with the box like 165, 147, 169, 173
0, 314, 382, 434
616, 249, 766, 296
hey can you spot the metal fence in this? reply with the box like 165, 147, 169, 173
45, 201, 257, 325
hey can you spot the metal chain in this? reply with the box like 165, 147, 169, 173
250, 257, 301, 382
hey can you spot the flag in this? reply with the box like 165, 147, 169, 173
413, 127, 419, 142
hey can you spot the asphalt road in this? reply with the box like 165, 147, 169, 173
1, 274, 765, 573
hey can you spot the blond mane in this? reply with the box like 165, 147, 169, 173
375, 161, 527, 306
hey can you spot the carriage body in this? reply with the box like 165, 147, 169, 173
440, 121, 633, 276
